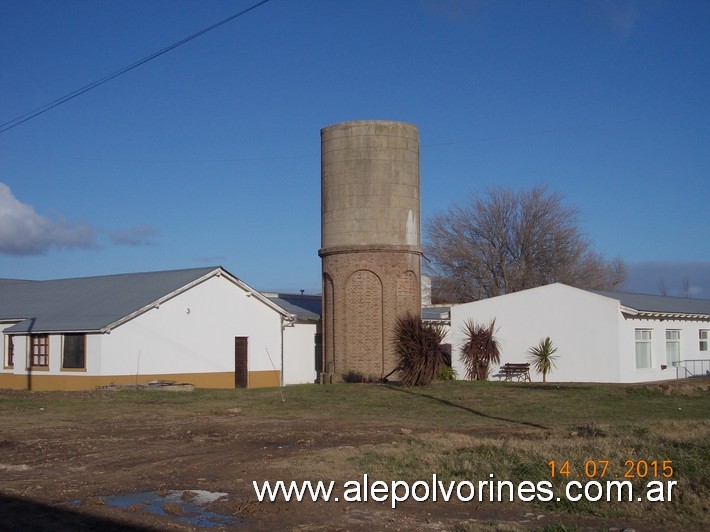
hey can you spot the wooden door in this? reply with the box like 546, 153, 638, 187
235, 337, 248, 388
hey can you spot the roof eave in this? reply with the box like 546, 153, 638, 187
621, 309, 710, 322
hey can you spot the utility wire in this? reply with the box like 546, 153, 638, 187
0, 0, 270, 135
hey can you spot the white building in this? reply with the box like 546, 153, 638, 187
450, 283, 710, 383
1, 267, 319, 391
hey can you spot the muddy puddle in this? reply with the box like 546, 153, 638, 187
97, 489, 244, 528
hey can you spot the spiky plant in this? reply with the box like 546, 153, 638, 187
436, 365, 457, 381
393, 313, 449, 387
527, 336, 558, 383
460, 319, 500, 380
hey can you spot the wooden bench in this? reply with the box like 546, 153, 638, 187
497, 363, 531, 382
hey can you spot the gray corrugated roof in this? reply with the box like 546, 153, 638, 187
422, 306, 451, 321
266, 295, 321, 321
263, 295, 452, 324
589, 289, 710, 316
0, 267, 220, 333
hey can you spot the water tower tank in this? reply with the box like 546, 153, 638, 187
319, 120, 422, 382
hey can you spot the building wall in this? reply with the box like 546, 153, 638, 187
2, 323, 14, 368
1, 323, 22, 371
1, 332, 112, 390
617, 316, 710, 383
450, 284, 622, 383
0, 275, 302, 390
451, 283, 710, 383
100, 274, 284, 388
283, 322, 319, 385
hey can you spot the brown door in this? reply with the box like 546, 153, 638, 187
235, 337, 248, 388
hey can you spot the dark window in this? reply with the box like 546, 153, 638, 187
62, 334, 86, 369
6, 336, 14, 367
31, 335, 49, 367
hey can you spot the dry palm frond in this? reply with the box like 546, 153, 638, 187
460, 318, 500, 380
393, 313, 449, 387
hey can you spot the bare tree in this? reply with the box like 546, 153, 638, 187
425, 186, 626, 302
658, 278, 668, 297
680, 275, 691, 298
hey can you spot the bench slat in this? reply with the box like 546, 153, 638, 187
497, 362, 531, 382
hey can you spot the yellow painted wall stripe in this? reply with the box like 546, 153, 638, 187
0, 370, 280, 391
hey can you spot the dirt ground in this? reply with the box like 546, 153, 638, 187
0, 389, 681, 531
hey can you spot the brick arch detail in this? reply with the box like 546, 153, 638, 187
322, 272, 335, 375
345, 269, 384, 377
396, 270, 419, 317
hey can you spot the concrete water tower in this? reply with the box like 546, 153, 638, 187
319, 120, 422, 382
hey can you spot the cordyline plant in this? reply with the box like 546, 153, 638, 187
392, 313, 449, 387
460, 319, 500, 380
527, 336, 558, 383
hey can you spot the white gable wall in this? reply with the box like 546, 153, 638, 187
100, 274, 283, 381
451, 284, 622, 383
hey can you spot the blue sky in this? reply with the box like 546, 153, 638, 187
1, 0, 708, 297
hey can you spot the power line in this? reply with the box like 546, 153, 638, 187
0, 0, 270, 135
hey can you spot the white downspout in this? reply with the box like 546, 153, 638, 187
280, 314, 296, 387
280, 316, 285, 387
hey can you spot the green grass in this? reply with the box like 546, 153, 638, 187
2, 379, 706, 421
1, 379, 708, 527
2, 380, 707, 434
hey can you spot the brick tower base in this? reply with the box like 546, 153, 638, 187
320, 244, 421, 382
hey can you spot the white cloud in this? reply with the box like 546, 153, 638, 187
0, 181, 97, 255
109, 225, 157, 247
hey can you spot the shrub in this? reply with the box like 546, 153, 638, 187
436, 365, 458, 381
527, 336, 558, 383
341, 370, 377, 383
460, 319, 500, 380
393, 313, 449, 387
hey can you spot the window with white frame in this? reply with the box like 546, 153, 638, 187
635, 329, 652, 369
700, 330, 708, 352
665, 330, 680, 366
30, 334, 49, 367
